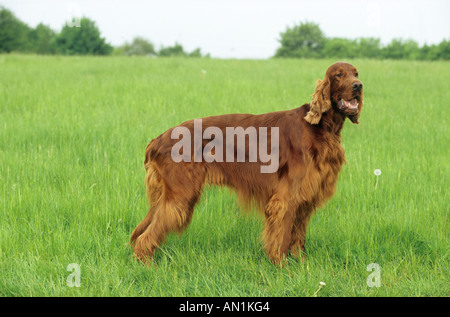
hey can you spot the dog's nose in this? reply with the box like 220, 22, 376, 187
352, 81, 363, 92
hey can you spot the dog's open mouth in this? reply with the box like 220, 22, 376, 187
339, 98, 359, 114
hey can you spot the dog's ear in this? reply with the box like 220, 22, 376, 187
304, 77, 331, 125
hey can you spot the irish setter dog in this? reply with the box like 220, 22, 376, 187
130, 62, 363, 265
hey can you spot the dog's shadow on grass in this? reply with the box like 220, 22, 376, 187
146, 210, 268, 267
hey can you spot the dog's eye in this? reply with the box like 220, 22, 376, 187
355, 72, 359, 77
336, 73, 343, 78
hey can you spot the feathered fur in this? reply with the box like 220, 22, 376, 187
130, 62, 363, 265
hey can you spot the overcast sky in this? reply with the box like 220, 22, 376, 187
2, 0, 449, 58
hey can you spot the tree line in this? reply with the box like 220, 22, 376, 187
1, 7, 448, 60
0, 7, 112, 55
274, 22, 449, 60
0, 6, 207, 57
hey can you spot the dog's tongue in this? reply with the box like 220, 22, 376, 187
342, 99, 358, 110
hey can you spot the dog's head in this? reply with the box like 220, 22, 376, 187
305, 62, 363, 124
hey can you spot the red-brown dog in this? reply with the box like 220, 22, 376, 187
130, 62, 363, 265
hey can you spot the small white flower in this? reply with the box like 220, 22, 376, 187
313, 281, 326, 297
374, 169, 381, 176
201, 69, 207, 75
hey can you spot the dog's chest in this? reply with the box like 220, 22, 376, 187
309, 140, 346, 204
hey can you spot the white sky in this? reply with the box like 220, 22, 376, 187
2, 0, 449, 58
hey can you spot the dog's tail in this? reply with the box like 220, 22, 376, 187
129, 139, 165, 245
144, 138, 165, 207
144, 135, 161, 167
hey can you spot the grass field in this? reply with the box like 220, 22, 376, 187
0, 54, 448, 297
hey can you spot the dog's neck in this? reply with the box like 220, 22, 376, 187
308, 106, 346, 137
322, 108, 345, 135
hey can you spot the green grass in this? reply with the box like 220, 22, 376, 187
0, 55, 448, 296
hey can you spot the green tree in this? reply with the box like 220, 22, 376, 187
322, 38, 359, 58
55, 17, 112, 55
430, 39, 450, 60
357, 37, 382, 59
188, 48, 203, 57
158, 43, 186, 57
0, 7, 31, 53
274, 21, 326, 58
382, 38, 420, 60
419, 40, 450, 60
27, 23, 57, 54
116, 36, 156, 56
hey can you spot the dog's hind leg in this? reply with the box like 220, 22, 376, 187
132, 162, 205, 264
129, 207, 153, 245
133, 199, 193, 264
129, 163, 164, 245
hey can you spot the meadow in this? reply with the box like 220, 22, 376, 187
0, 55, 448, 296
